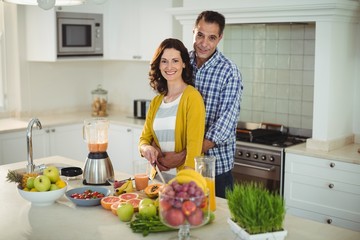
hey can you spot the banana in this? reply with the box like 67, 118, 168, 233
169, 175, 206, 192
123, 180, 134, 193
115, 180, 133, 196
176, 169, 207, 191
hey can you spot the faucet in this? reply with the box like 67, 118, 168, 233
26, 118, 42, 173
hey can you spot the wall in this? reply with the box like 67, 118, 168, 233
223, 23, 315, 132
173, 0, 360, 149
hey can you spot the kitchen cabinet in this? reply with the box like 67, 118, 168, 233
24, 0, 172, 61
105, 0, 172, 61
107, 124, 133, 174
0, 124, 87, 165
107, 124, 144, 175
284, 153, 360, 231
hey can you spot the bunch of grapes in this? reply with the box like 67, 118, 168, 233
161, 180, 205, 208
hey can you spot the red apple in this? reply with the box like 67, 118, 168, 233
165, 208, 185, 227
187, 208, 203, 226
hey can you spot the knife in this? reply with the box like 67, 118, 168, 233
155, 164, 166, 184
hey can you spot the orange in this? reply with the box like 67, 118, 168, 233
126, 198, 141, 212
101, 196, 120, 210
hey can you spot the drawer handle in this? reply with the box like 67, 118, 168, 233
328, 183, 334, 189
330, 162, 335, 168
327, 219, 332, 224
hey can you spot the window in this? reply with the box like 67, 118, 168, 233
0, 3, 5, 111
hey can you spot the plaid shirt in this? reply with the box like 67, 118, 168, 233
190, 49, 243, 176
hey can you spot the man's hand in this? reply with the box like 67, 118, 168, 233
202, 139, 215, 153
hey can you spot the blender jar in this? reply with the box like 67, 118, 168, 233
91, 84, 108, 117
83, 118, 109, 153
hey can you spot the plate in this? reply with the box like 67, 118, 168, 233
65, 186, 111, 206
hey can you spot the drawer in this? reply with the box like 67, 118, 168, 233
285, 153, 360, 185
286, 207, 360, 232
285, 173, 360, 223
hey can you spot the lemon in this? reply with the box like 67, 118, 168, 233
55, 179, 66, 189
30, 188, 38, 192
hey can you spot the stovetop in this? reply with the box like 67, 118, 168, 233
236, 122, 309, 148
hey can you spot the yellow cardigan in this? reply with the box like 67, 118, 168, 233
139, 85, 205, 170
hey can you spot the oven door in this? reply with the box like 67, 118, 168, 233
232, 158, 282, 195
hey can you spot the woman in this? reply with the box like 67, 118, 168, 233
139, 38, 205, 171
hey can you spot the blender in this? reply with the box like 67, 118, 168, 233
82, 118, 114, 185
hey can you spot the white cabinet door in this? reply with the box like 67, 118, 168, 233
48, 124, 87, 162
0, 129, 48, 165
105, 0, 172, 61
0, 124, 88, 166
108, 124, 133, 174
132, 127, 144, 164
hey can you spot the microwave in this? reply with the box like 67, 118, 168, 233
56, 12, 103, 57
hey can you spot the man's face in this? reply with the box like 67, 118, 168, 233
193, 18, 222, 61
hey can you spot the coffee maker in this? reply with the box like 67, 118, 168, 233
82, 118, 114, 185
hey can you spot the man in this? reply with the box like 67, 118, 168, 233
190, 10, 243, 198
156, 11, 243, 198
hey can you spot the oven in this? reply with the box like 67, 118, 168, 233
232, 122, 309, 196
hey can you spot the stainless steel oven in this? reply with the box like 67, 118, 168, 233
233, 143, 284, 195
232, 122, 310, 196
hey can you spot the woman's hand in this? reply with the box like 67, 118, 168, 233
140, 144, 159, 165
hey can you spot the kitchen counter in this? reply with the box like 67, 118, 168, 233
1, 156, 360, 240
286, 142, 360, 165
0, 111, 145, 134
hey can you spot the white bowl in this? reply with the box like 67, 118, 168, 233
17, 183, 68, 207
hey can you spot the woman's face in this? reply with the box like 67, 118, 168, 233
159, 48, 185, 83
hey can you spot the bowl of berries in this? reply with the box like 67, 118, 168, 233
65, 186, 111, 206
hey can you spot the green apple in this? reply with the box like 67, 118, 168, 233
139, 203, 157, 218
49, 183, 60, 191
34, 175, 51, 192
117, 203, 134, 222
139, 198, 153, 207
26, 177, 35, 189
43, 166, 60, 183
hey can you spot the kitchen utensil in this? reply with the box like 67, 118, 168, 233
17, 182, 68, 207
61, 167, 83, 177
65, 186, 110, 206
83, 118, 114, 185
158, 186, 210, 239
195, 156, 216, 212
155, 164, 166, 184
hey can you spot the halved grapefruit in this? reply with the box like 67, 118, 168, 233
101, 196, 121, 210
110, 201, 126, 215
119, 192, 139, 201
127, 198, 141, 212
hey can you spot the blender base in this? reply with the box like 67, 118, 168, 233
82, 179, 111, 186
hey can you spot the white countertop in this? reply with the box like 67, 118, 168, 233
286, 142, 360, 165
1, 156, 360, 240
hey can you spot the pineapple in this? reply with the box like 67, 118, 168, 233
6, 170, 39, 189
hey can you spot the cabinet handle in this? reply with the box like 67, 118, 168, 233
328, 183, 334, 189
330, 162, 335, 168
51, 129, 55, 133
46, 129, 50, 133
327, 219, 332, 224
127, 128, 132, 132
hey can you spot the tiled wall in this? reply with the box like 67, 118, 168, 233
223, 23, 315, 130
